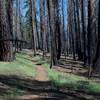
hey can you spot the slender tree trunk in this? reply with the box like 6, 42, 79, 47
29, 0, 36, 56
92, 0, 100, 73
81, 0, 87, 65
76, 0, 82, 60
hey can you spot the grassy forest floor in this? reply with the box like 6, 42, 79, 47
0, 49, 100, 100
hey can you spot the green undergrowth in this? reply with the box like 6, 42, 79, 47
0, 53, 36, 98
0, 53, 36, 78
0, 88, 27, 100
34, 56, 100, 95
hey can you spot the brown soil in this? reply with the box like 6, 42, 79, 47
35, 66, 49, 82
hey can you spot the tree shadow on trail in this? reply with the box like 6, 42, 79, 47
0, 75, 88, 100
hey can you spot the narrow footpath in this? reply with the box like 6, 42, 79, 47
35, 66, 49, 82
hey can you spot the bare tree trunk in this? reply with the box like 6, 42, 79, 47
0, 0, 13, 61
47, 0, 58, 68
76, 0, 82, 60
81, 0, 87, 65
40, 0, 46, 59
29, 0, 36, 56
92, 0, 100, 73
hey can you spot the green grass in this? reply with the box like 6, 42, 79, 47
34, 57, 100, 95
0, 54, 100, 95
0, 53, 36, 78
4, 87, 28, 99
0, 53, 36, 98
0, 88, 26, 100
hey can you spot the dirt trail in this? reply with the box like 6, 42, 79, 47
35, 66, 49, 82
